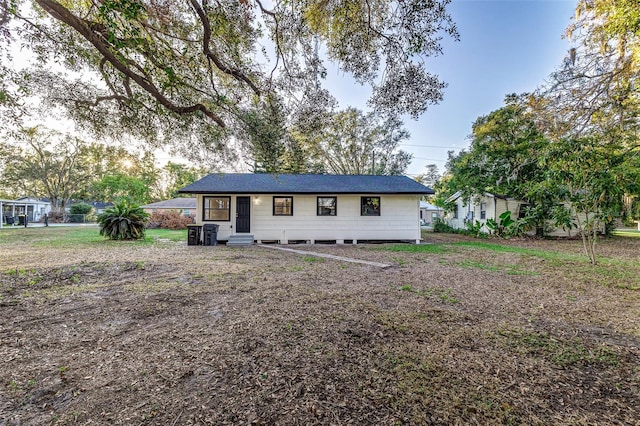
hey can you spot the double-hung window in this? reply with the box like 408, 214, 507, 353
273, 196, 293, 216
317, 197, 337, 216
361, 197, 380, 216
203, 196, 230, 221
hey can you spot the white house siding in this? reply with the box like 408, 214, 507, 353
445, 193, 585, 237
195, 194, 421, 243
447, 195, 523, 232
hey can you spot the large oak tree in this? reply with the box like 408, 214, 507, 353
1, 0, 458, 163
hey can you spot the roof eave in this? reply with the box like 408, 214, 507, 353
179, 190, 433, 195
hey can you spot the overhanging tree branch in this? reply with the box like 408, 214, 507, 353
35, 0, 227, 127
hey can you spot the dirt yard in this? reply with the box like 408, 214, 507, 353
1, 228, 639, 425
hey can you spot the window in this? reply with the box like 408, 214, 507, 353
453, 205, 458, 219
203, 196, 230, 221
273, 196, 293, 216
518, 204, 529, 219
361, 196, 380, 216
480, 202, 486, 220
317, 197, 337, 216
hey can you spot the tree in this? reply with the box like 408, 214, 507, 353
98, 200, 149, 240
0, 127, 167, 205
0, 3, 26, 129
413, 163, 441, 203
0, 127, 93, 211
294, 107, 412, 175
415, 164, 441, 189
571, 0, 640, 66
536, 0, 640, 241
157, 161, 207, 199
1, 0, 458, 161
90, 173, 152, 205
540, 0, 640, 143
544, 136, 633, 264
443, 94, 552, 231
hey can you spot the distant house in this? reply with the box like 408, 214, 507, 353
420, 201, 444, 225
445, 191, 522, 231
89, 201, 114, 215
445, 191, 582, 237
140, 198, 196, 217
178, 174, 433, 245
1, 197, 52, 226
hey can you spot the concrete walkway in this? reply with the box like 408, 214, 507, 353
258, 244, 391, 268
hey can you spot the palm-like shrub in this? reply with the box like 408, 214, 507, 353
97, 202, 150, 240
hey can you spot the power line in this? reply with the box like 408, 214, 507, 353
400, 144, 463, 149
412, 157, 447, 162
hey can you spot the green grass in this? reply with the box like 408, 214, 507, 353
613, 230, 640, 238
0, 226, 187, 248
301, 256, 324, 262
380, 244, 448, 254
456, 259, 539, 276
450, 241, 580, 261
400, 284, 459, 304
497, 329, 620, 367
450, 240, 639, 288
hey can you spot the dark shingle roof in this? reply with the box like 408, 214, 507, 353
178, 174, 433, 195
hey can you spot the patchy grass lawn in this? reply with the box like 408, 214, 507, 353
0, 227, 638, 425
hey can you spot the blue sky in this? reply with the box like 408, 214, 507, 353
327, 0, 578, 177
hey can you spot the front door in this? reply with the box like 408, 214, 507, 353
236, 196, 250, 233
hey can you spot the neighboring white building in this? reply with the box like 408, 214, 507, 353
1, 197, 52, 227
445, 191, 585, 237
445, 191, 523, 231
178, 174, 434, 245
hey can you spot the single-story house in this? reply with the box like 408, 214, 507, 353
445, 191, 522, 231
89, 201, 114, 215
420, 201, 444, 225
445, 191, 585, 237
1, 197, 52, 227
178, 173, 434, 245
140, 197, 196, 217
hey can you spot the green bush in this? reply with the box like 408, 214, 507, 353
465, 219, 484, 236
432, 217, 457, 233
97, 201, 150, 240
69, 203, 95, 223
70, 203, 93, 215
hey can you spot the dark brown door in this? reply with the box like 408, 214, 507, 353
236, 197, 250, 233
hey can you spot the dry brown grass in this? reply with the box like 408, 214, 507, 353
0, 227, 638, 425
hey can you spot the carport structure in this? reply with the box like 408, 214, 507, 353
0, 198, 48, 228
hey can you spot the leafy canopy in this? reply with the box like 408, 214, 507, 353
1, 0, 458, 162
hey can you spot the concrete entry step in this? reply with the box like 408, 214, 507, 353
226, 234, 254, 247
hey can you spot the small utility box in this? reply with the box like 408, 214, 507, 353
187, 224, 202, 246
203, 224, 219, 246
